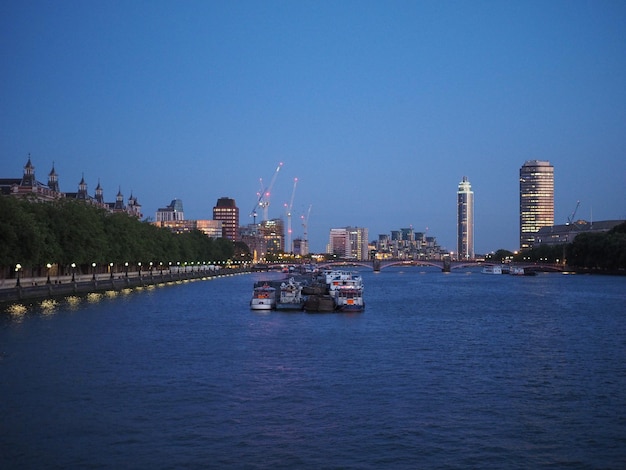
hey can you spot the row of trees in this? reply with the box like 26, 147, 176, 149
0, 196, 248, 277
488, 221, 626, 271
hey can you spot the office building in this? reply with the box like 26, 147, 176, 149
154, 219, 222, 238
327, 227, 369, 260
156, 199, 185, 222
212, 197, 239, 241
520, 160, 554, 250
457, 176, 474, 260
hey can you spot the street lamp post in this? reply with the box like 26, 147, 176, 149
15, 263, 22, 287
138, 262, 142, 277
71, 263, 76, 282
110, 262, 114, 279
92, 262, 97, 281
149, 261, 153, 277
46, 263, 52, 284
125, 262, 129, 278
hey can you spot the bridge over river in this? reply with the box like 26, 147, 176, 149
318, 259, 566, 272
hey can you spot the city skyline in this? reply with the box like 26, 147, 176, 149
2, 2, 625, 253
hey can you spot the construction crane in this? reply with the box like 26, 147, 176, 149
567, 200, 580, 225
284, 177, 298, 253
250, 162, 283, 223
301, 204, 312, 243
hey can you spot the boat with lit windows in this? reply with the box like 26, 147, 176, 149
334, 285, 365, 312
250, 284, 276, 310
481, 265, 503, 274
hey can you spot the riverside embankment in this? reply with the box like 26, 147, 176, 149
0, 268, 250, 304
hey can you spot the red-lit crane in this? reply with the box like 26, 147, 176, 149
250, 162, 283, 223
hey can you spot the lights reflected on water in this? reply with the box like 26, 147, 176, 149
40, 299, 58, 315
6, 303, 28, 318
65, 296, 81, 309
86, 293, 102, 303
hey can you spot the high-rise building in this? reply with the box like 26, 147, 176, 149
213, 197, 239, 241
457, 176, 474, 260
258, 218, 285, 254
520, 160, 554, 250
327, 227, 369, 260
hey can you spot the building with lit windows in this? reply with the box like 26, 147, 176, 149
327, 226, 369, 260
212, 197, 239, 241
520, 160, 554, 250
457, 176, 474, 260
153, 219, 222, 238
258, 218, 284, 254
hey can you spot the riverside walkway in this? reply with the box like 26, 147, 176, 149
0, 268, 250, 304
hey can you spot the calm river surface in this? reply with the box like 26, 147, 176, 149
1, 268, 625, 469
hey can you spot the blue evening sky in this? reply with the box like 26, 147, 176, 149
2, 0, 625, 254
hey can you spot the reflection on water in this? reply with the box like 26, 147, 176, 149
40, 299, 58, 315
86, 292, 102, 302
65, 295, 81, 308
6, 303, 27, 318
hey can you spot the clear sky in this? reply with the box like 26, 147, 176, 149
2, 0, 625, 254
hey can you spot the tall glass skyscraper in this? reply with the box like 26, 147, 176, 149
519, 160, 554, 250
457, 176, 474, 260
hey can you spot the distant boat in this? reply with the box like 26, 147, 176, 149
510, 266, 537, 276
481, 265, 503, 274
250, 284, 276, 310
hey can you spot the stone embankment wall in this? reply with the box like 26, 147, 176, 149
0, 269, 249, 304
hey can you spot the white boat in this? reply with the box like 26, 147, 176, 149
276, 277, 304, 311
334, 285, 365, 312
328, 275, 363, 299
481, 265, 503, 274
510, 266, 537, 276
250, 284, 276, 310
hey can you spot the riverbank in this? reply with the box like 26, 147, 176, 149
0, 268, 250, 304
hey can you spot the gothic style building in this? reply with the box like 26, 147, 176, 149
0, 155, 142, 218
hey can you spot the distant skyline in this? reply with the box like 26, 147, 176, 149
2, 1, 625, 253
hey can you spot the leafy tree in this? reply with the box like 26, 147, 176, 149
0, 195, 239, 276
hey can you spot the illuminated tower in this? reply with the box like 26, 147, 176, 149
520, 160, 554, 250
457, 176, 474, 260
213, 197, 239, 241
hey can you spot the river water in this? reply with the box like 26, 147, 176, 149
1, 268, 625, 469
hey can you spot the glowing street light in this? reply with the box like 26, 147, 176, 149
46, 263, 52, 284
15, 263, 22, 287
71, 262, 76, 282
110, 262, 114, 279
92, 262, 97, 281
